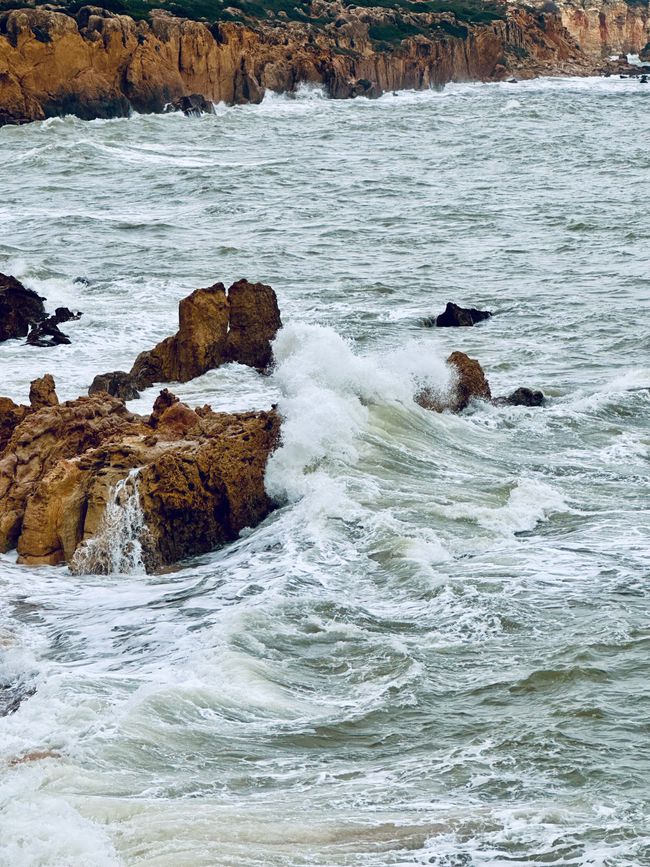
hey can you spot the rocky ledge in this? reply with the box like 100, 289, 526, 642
0, 2, 594, 125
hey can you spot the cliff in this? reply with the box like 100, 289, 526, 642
0, 2, 591, 125
538, 0, 650, 58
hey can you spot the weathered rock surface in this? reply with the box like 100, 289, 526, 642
417, 350, 492, 413
0, 273, 45, 341
545, 0, 650, 59
29, 373, 59, 409
164, 92, 215, 116
0, 379, 280, 571
427, 301, 493, 328
0, 396, 29, 453
494, 386, 545, 407
92, 279, 281, 399
0, 5, 594, 126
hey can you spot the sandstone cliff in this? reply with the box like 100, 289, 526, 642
536, 0, 649, 58
0, 2, 591, 125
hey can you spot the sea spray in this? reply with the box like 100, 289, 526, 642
70, 469, 149, 575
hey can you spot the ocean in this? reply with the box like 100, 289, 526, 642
1, 77, 649, 866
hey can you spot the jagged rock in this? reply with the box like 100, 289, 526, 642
29, 374, 59, 410
427, 301, 492, 328
26, 316, 71, 347
89, 370, 141, 400
130, 283, 230, 388
417, 351, 492, 412
164, 93, 215, 116
0, 397, 29, 455
91, 279, 282, 396
0, 273, 46, 341
494, 386, 545, 407
0, 383, 280, 571
225, 279, 282, 370
640, 42, 650, 62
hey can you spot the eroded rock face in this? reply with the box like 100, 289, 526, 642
0, 396, 29, 454
92, 279, 282, 398
0, 5, 594, 126
0, 379, 280, 571
417, 351, 492, 412
0, 273, 46, 341
427, 301, 493, 328
164, 93, 215, 116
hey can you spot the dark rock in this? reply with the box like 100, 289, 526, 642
164, 93, 215, 117
225, 279, 282, 370
89, 370, 140, 401
427, 301, 492, 328
53, 306, 82, 323
0, 273, 46, 341
1, 681, 36, 717
0, 396, 30, 455
494, 387, 545, 407
26, 317, 71, 347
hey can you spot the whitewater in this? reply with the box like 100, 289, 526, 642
0, 77, 649, 866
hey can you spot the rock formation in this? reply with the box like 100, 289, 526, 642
0, 273, 45, 340
0, 4, 594, 126
417, 350, 492, 412
29, 373, 59, 409
545, 0, 650, 59
426, 301, 492, 327
0, 380, 280, 571
90, 279, 281, 399
494, 386, 545, 406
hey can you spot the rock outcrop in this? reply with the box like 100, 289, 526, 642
494, 386, 545, 406
29, 373, 58, 409
0, 273, 45, 340
0, 4, 594, 126
417, 350, 492, 412
426, 301, 493, 327
0, 381, 280, 571
545, 0, 650, 59
90, 279, 281, 399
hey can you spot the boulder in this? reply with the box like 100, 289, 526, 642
29, 374, 59, 410
53, 307, 83, 323
89, 370, 141, 401
494, 386, 545, 407
164, 93, 215, 116
426, 301, 492, 328
0, 273, 46, 341
417, 351, 491, 412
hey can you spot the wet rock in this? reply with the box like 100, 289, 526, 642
0, 681, 36, 717
164, 93, 215, 116
53, 306, 83, 323
89, 370, 141, 401
417, 351, 491, 412
494, 386, 545, 407
225, 279, 282, 370
29, 374, 59, 410
0, 273, 46, 341
0, 383, 281, 571
26, 316, 72, 347
427, 301, 493, 328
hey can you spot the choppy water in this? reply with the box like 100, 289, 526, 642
0, 77, 649, 866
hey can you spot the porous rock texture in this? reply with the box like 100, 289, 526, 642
90, 279, 281, 399
0, 381, 280, 571
0, 4, 594, 126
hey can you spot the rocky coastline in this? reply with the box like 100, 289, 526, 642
0, 1, 597, 126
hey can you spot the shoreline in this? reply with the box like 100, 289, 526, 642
0, 2, 597, 127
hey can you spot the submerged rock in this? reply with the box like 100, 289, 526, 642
91, 279, 282, 398
494, 387, 545, 407
417, 351, 492, 413
26, 317, 71, 347
0, 273, 46, 341
426, 301, 493, 328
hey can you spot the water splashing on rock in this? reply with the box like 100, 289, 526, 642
70, 469, 149, 575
